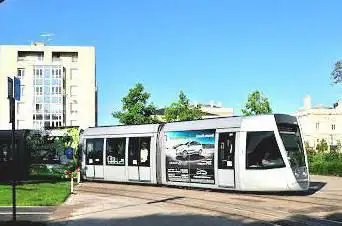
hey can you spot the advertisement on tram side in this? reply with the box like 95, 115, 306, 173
165, 129, 215, 184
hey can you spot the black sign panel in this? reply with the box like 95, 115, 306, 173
7, 77, 13, 99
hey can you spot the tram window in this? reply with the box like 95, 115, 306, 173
86, 138, 104, 165
128, 137, 151, 167
106, 138, 126, 166
246, 131, 285, 169
218, 132, 235, 169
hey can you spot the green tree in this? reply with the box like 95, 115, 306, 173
316, 138, 329, 153
304, 141, 315, 155
331, 61, 342, 84
163, 91, 204, 122
241, 90, 272, 116
113, 83, 160, 125
336, 140, 342, 152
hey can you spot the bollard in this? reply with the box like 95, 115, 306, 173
77, 171, 80, 184
71, 174, 74, 194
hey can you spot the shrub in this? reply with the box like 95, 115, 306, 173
308, 152, 342, 177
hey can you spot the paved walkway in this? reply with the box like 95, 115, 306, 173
43, 175, 342, 226
0, 206, 56, 222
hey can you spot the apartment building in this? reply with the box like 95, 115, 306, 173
0, 42, 97, 130
295, 96, 342, 148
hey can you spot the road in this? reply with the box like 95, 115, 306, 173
45, 175, 342, 226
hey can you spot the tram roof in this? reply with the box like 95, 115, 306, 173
82, 114, 296, 137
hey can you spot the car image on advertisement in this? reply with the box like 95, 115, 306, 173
174, 141, 203, 159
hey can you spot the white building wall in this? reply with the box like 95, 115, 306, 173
295, 97, 342, 148
0, 43, 96, 130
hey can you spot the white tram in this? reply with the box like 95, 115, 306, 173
80, 114, 310, 192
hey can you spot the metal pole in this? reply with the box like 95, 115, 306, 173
11, 97, 16, 221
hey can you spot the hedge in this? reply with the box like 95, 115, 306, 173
307, 152, 342, 177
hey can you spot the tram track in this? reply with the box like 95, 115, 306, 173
248, 193, 342, 209
75, 187, 287, 225
83, 182, 342, 209
75, 184, 342, 226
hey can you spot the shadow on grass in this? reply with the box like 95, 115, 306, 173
0, 176, 68, 186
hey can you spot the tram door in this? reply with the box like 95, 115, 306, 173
217, 132, 235, 188
127, 137, 151, 182
85, 138, 104, 179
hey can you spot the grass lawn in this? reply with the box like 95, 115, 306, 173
0, 180, 70, 206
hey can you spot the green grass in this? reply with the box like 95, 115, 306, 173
0, 180, 70, 206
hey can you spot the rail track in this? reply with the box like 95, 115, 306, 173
74, 183, 342, 226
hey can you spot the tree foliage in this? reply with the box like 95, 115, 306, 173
25, 128, 80, 164
113, 83, 160, 125
331, 60, 342, 84
241, 90, 272, 116
316, 138, 329, 153
163, 91, 204, 122
304, 141, 315, 155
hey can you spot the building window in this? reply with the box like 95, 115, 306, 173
44, 121, 50, 128
17, 68, 25, 78
35, 104, 42, 113
246, 131, 285, 169
332, 124, 336, 130
52, 53, 61, 62
316, 122, 320, 130
38, 53, 44, 61
35, 87, 43, 95
72, 52, 78, 62
33, 66, 64, 131
52, 87, 61, 95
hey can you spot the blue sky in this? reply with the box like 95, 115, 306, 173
1, 0, 341, 125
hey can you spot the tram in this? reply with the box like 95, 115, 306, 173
80, 114, 310, 192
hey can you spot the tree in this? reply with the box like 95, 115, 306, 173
113, 83, 160, 125
337, 140, 342, 152
304, 141, 315, 155
163, 91, 204, 122
241, 90, 272, 116
331, 61, 342, 84
316, 139, 329, 153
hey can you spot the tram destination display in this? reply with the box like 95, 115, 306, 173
165, 130, 215, 184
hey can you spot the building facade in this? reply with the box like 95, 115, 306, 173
193, 102, 234, 119
155, 101, 234, 121
295, 96, 342, 149
0, 43, 96, 130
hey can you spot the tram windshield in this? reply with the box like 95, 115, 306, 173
278, 124, 306, 168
